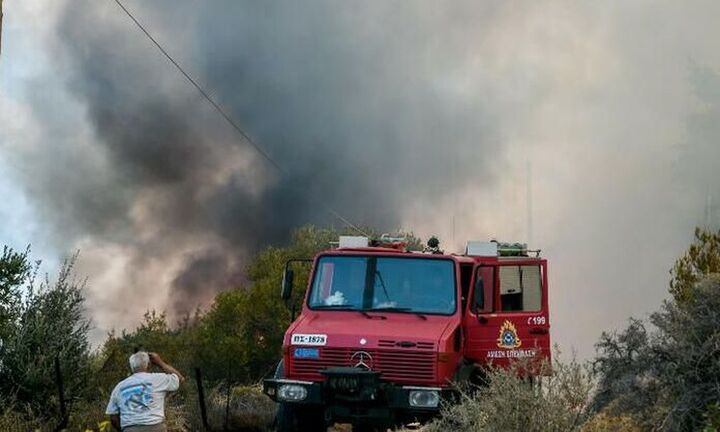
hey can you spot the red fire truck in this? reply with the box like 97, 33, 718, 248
263, 236, 551, 431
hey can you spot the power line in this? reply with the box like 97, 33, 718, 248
111, 0, 368, 237
112, 0, 279, 172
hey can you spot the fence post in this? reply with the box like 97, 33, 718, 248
224, 358, 232, 431
53, 354, 68, 431
195, 368, 210, 431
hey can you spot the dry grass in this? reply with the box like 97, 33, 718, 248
204, 385, 276, 432
0, 359, 647, 432
580, 412, 644, 432
0, 406, 42, 432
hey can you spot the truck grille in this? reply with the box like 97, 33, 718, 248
378, 339, 435, 350
289, 347, 436, 384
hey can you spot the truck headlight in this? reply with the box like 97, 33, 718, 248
277, 384, 308, 402
408, 390, 440, 408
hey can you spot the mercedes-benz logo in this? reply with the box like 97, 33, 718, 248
350, 351, 374, 370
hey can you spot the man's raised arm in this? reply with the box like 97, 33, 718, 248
149, 352, 186, 383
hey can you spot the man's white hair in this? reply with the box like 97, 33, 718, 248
129, 351, 150, 373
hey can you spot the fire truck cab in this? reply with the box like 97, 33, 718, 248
263, 237, 551, 431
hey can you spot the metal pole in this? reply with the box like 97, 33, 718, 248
195, 368, 210, 431
0, 0, 4, 57
706, 187, 713, 228
526, 159, 533, 245
224, 358, 232, 431
53, 355, 68, 431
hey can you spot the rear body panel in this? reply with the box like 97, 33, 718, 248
463, 257, 551, 367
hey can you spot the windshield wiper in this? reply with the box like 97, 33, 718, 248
374, 270, 392, 303
359, 310, 387, 320
369, 306, 427, 320
313, 305, 386, 319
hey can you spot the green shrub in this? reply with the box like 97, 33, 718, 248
422, 354, 593, 432
0, 249, 92, 419
593, 275, 720, 430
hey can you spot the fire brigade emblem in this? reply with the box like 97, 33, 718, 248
497, 320, 522, 349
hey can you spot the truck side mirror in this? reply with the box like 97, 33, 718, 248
472, 277, 484, 313
281, 269, 294, 301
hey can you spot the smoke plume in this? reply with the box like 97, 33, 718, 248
42, 0, 505, 330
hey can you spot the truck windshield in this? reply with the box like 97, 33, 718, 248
308, 256, 456, 315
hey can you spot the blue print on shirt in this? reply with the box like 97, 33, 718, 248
119, 383, 153, 412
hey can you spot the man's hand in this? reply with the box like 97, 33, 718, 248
149, 352, 163, 366
109, 414, 121, 431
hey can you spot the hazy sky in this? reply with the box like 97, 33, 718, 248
1, 1, 720, 357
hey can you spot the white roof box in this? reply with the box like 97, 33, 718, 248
339, 236, 369, 248
466, 241, 498, 257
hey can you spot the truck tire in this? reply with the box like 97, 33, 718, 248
274, 359, 285, 379
272, 359, 326, 432
275, 403, 326, 432
353, 424, 381, 432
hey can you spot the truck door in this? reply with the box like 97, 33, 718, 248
464, 261, 550, 366
463, 264, 495, 362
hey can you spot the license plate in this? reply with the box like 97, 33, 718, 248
294, 348, 320, 359
291, 333, 327, 346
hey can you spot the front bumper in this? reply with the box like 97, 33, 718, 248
263, 368, 455, 424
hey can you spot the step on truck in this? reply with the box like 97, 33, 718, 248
263, 236, 551, 431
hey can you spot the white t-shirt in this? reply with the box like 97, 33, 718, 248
106, 372, 180, 428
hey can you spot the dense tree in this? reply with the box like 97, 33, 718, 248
592, 228, 720, 430
593, 274, 720, 431
0, 249, 92, 419
192, 226, 348, 382
670, 227, 720, 305
94, 226, 400, 384
0, 246, 30, 345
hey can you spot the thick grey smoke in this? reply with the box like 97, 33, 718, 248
45, 0, 503, 322
2, 0, 720, 355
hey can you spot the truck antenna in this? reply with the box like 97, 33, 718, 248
526, 159, 533, 245
0, 0, 4, 57
706, 187, 713, 228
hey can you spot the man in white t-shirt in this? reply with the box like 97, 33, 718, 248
106, 351, 185, 431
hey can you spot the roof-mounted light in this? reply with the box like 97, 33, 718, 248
338, 236, 369, 248
465, 241, 498, 257
466, 241, 541, 257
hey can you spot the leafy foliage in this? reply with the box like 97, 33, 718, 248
89, 226, 347, 387
593, 274, 720, 431
670, 227, 720, 305
592, 319, 660, 420
191, 225, 427, 383
423, 355, 593, 432
705, 402, 720, 432
0, 249, 92, 420
0, 246, 31, 344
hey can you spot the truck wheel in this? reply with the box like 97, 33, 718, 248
272, 360, 325, 431
275, 403, 326, 432
470, 366, 490, 388
353, 424, 381, 432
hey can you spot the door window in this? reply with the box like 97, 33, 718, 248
472, 266, 495, 313
498, 265, 542, 312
